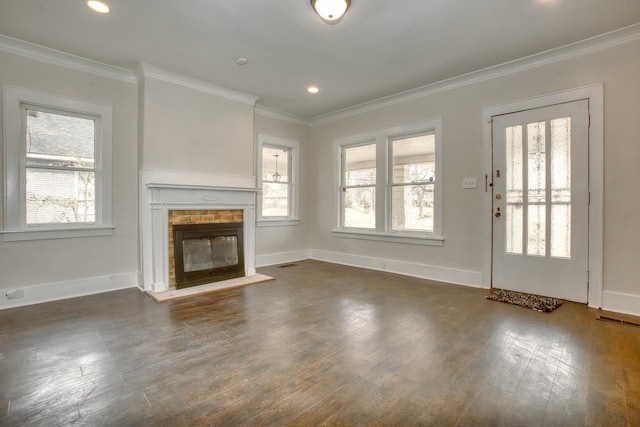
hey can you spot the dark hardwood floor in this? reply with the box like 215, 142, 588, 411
1, 260, 638, 426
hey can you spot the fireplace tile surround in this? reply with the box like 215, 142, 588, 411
140, 170, 257, 293
168, 209, 243, 288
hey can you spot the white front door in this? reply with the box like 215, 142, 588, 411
491, 100, 589, 302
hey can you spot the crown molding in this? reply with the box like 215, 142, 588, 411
0, 34, 137, 84
254, 105, 311, 126
3, 21, 638, 124
136, 62, 260, 106
309, 23, 640, 126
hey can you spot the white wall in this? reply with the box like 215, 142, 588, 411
139, 77, 255, 178
254, 114, 311, 264
0, 50, 139, 301
309, 40, 640, 306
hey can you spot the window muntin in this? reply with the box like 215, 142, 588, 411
342, 143, 376, 229
390, 132, 435, 232
24, 107, 98, 225
261, 145, 291, 218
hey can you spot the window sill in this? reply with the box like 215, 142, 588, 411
1, 226, 114, 242
257, 219, 301, 227
332, 229, 444, 246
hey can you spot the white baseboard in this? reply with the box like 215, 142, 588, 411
0, 272, 139, 310
602, 291, 640, 317
309, 249, 483, 288
256, 249, 311, 268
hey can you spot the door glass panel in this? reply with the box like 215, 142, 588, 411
550, 118, 571, 258
527, 204, 546, 256
505, 125, 523, 254
527, 122, 546, 256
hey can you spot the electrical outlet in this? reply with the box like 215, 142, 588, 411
462, 178, 477, 189
5, 289, 24, 299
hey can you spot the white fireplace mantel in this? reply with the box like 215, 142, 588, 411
139, 169, 258, 293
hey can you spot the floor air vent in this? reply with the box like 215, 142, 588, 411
278, 263, 297, 268
597, 315, 640, 328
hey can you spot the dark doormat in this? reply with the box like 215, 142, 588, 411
486, 289, 563, 312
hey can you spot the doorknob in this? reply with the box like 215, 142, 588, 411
495, 212, 501, 218
495, 194, 502, 200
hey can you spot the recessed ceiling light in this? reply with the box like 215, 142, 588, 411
87, 0, 110, 14
307, 86, 320, 94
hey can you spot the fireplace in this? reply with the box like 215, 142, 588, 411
173, 222, 245, 288
139, 170, 257, 294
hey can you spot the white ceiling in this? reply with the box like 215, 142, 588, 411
1, 0, 639, 119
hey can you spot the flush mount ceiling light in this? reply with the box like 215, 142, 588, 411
307, 86, 320, 94
87, 0, 110, 13
310, 0, 351, 25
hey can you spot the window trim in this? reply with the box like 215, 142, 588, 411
334, 119, 444, 243
2, 85, 113, 241
256, 134, 300, 225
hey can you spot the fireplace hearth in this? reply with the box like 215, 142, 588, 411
173, 222, 245, 289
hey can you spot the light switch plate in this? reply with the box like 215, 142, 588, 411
462, 178, 477, 189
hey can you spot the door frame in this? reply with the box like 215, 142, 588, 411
481, 84, 603, 308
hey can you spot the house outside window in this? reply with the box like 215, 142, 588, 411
257, 134, 299, 226
335, 119, 443, 245
3, 86, 113, 241
25, 108, 97, 224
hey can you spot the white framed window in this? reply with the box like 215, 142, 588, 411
3, 86, 113, 241
334, 119, 444, 246
257, 134, 299, 226
341, 142, 377, 229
